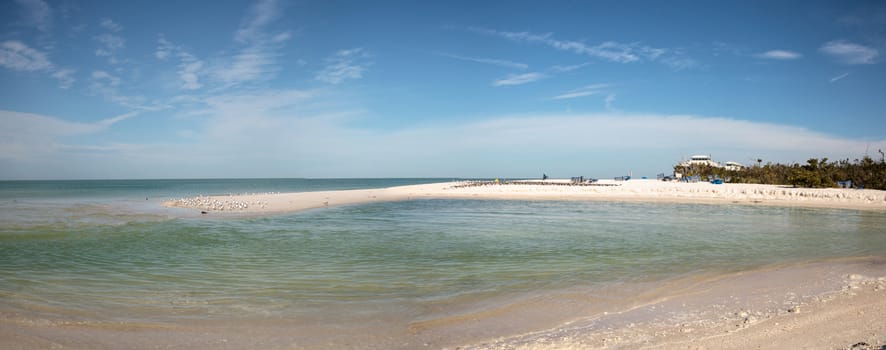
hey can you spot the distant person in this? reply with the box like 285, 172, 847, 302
542, 174, 548, 180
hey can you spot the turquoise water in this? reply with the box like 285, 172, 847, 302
1, 179, 885, 332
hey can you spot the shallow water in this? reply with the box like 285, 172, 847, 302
1, 179, 885, 347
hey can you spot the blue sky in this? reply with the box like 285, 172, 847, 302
1, 0, 885, 179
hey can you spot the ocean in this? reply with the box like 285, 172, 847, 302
1, 179, 885, 349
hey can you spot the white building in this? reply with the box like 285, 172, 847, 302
678, 155, 745, 171
724, 161, 745, 171
679, 155, 721, 168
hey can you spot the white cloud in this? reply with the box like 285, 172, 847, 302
234, 0, 280, 44
440, 53, 528, 69
209, 0, 291, 87
0, 40, 52, 71
96, 111, 138, 127
756, 50, 802, 60
95, 33, 124, 53
0, 40, 79, 89
4, 107, 884, 179
0, 110, 135, 160
88, 71, 167, 110
471, 27, 695, 69
51, 68, 75, 89
15, 0, 52, 32
819, 40, 878, 64
830, 72, 850, 83
179, 56, 204, 90
301, 114, 881, 177
94, 32, 125, 64
215, 46, 279, 85
154, 36, 205, 90
658, 52, 697, 70
91, 70, 120, 88
552, 90, 598, 100
552, 84, 608, 100
200, 89, 314, 117
316, 48, 372, 84
271, 31, 291, 43
605, 94, 617, 111
99, 18, 123, 32
184, 113, 886, 178
549, 62, 590, 73
492, 72, 546, 86
155, 36, 174, 60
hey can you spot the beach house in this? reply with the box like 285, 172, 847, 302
678, 155, 744, 171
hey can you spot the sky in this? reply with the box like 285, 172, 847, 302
1, 0, 885, 180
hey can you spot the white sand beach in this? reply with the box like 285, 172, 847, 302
165, 179, 886, 214
156, 180, 886, 349
3, 180, 885, 350
463, 257, 886, 350
158, 180, 886, 349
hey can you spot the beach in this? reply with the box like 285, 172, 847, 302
2, 179, 885, 350
464, 257, 886, 350
2, 257, 884, 349
163, 180, 886, 349
165, 179, 886, 214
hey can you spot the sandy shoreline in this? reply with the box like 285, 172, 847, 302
164, 179, 886, 214
463, 257, 886, 350
152, 180, 886, 349
2, 257, 884, 349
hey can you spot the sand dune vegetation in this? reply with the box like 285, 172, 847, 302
674, 156, 886, 190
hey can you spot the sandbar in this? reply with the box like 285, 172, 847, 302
164, 179, 886, 214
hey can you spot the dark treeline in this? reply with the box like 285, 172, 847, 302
673, 156, 886, 190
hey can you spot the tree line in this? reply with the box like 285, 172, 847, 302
673, 156, 886, 190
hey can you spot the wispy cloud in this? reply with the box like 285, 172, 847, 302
470, 27, 695, 69
604, 94, 617, 111
549, 62, 590, 73
94, 34, 124, 56
5, 108, 884, 179
88, 70, 167, 111
0, 40, 52, 71
154, 0, 292, 90
712, 41, 747, 57
155, 35, 204, 90
755, 50, 802, 60
210, 0, 291, 87
0, 40, 76, 89
0, 110, 136, 160
15, 0, 52, 32
551, 84, 608, 100
215, 46, 281, 85
829, 72, 850, 83
316, 48, 372, 84
51, 68, 75, 89
200, 89, 315, 117
99, 18, 122, 32
90, 70, 120, 96
819, 40, 878, 64
178, 55, 204, 90
234, 0, 281, 44
492, 72, 546, 86
94, 18, 125, 64
155, 36, 175, 60
439, 53, 528, 69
